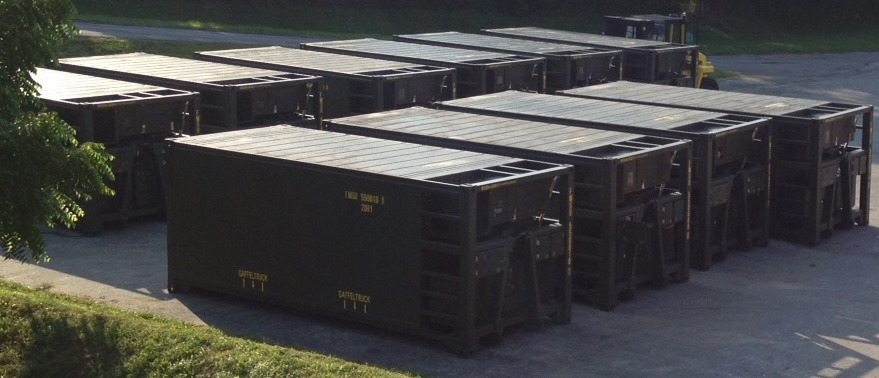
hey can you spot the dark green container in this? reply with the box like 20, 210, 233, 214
558, 81, 873, 246
59, 53, 323, 133
435, 90, 771, 271
165, 125, 573, 355
195, 46, 455, 119
324, 107, 692, 311
35, 68, 200, 234
301, 38, 546, 97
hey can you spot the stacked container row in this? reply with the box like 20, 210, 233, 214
558, 81, 873, 245
323, 107, 692, 310
433, 91, 772, 270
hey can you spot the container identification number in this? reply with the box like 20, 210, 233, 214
344, 190, 386, 213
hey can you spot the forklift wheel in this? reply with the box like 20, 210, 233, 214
700, 77, 719, 90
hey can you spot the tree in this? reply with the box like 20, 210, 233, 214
0, 0, 114, 262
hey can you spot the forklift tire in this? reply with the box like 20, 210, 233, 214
700, 77, 719, 90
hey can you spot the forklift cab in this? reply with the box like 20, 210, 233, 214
602, 13, 717, 89
602, 13, 698, 45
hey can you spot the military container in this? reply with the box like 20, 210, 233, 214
324, 107, 691, 310
34, 68, 200, 233
301, 38, 546, 97
481, 27, 698, 87
58, 53, 322, 133
165, 125, 573, 355
194, 46, 455, 118
557, 80, 873, 245
435, 91, 771, 270
393, 31, 622, 93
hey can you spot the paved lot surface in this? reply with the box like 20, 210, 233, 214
5, 25, 879, 377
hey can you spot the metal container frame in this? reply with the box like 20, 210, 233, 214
435, 91, 772, 270
165, 125, 574, 355
558, 81, 873, 245
301, 38, 547, 97
194, 46, 456, 118
324, 107, 693, 311
392, 31, 622, 93
481, 27, 699, 87
58, 53, 323, 133
35, 68, 200, 234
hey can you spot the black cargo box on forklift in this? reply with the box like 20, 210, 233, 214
301, 38, 546, 97
435, 91, 771, 270
58, 53, 322, 133
481, 27, 698, 87
558, 81, 873, 245
195, 46, 456, 118
393, 32, 622, 93
324, 107, 692, 311
165, 125, 573, 355
34, 68, 200, 234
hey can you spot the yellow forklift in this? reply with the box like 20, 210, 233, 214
603, 13, 718, 89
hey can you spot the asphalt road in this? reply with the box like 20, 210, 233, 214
4, 24, 879, 377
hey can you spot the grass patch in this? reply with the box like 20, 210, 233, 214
58, 37, 253, 59
0, 280, 413, 378
708, 69, 739, 79
700, 25, 879, 55
70, 0, 879, 57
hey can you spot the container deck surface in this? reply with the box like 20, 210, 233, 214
562, 81, 831, 116
395, 32, 613, 57
302, 38, 532, 64
438, 91, 729, 132
196, 46, 444, 75
482, 27, 683, 50
35, 68, 178, 101
173, 125, 532, 180
328, 106, 648, 153
60, 52, 311, 84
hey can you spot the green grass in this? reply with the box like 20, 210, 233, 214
0, 281, 413, 378
58, 37, 253, 59
71, 0, 879, 57
701, 26, 879, 55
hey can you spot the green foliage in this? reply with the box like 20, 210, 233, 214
0, 0, 77, 120
0, 281, 413, 377
0, 113, 114, 262
0, 0, 114, 262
